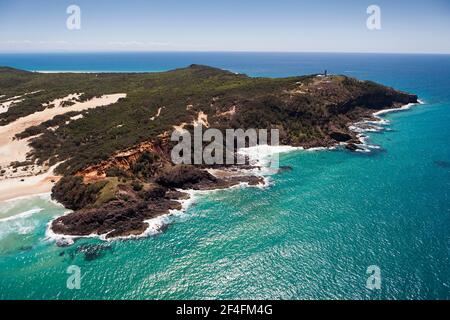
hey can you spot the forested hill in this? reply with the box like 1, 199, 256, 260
0, 65, 417, 176
0, 65, 419, 239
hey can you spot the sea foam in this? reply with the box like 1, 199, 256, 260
0, 208, 43, 223
349, 101, 425, 152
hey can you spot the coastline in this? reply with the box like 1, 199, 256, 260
0, 65, 421, 243
0, 50, 447, 299
0, 164, 61, 203
349, 100, 424, 152
0, 98, 423, 243
45, 173, 269, 244
45, 99, 424, 243
0, 93, 127, 203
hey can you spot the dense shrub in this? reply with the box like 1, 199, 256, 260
52, 176, 107, 210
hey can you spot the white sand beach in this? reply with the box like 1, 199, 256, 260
0, 163, 60, 202
0, 92, 126, 202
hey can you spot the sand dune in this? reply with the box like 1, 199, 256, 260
0, 93, 126, 168
0, 93, 126, 202
0, 90, 43, 114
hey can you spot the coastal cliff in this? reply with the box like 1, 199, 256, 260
0, 65, 417, 240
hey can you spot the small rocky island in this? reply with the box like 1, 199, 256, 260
0, 65, 417, 239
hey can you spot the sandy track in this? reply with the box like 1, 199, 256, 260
0, 93, 126, 202
0, 93, 126, 167
0, 163, 61, 202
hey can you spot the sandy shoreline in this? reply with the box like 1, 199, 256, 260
46, 100, 424, 243
0, 93, 126, 168
0, 164, 60, 202
4, 98, 423, 243
0, 92, 126, 203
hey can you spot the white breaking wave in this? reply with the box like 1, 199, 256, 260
51, 145, 322, 242
0, 208, 44, 239
373, 102, 418, 116
0, 208, 43, 223
45, 102, 426, 243
42, 100, 428, 244
2, 192, 53, 204
237, 144, 301, 172
349, 100, 425, 153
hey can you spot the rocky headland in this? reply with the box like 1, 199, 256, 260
0, 65, 418, 240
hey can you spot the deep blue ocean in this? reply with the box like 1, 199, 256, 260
0, 52, 449, 299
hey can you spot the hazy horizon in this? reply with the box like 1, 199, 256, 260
1, 51, 450, 55
1, 0, 450, 54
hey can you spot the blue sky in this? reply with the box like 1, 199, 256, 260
0, 0, 449, 53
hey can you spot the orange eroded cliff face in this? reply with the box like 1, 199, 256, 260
76, 141, 168, 182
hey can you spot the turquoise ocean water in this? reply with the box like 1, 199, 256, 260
0, 53, 449, 299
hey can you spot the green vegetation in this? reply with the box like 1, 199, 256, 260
131, 152, 160, 179
1, 64, 416, 177
2, 65, 415, 238
51, 176, 107, 210
94, 177, 120, 207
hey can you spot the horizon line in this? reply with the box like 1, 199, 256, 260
1, 50, 450, 56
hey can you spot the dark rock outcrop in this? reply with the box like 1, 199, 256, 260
156, 165, 217, 189
345, 143, 363, 152
330, 131, 352, 142
51, 198, 182, 239
42, 67, 418, 241
51, 165, 264, 239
